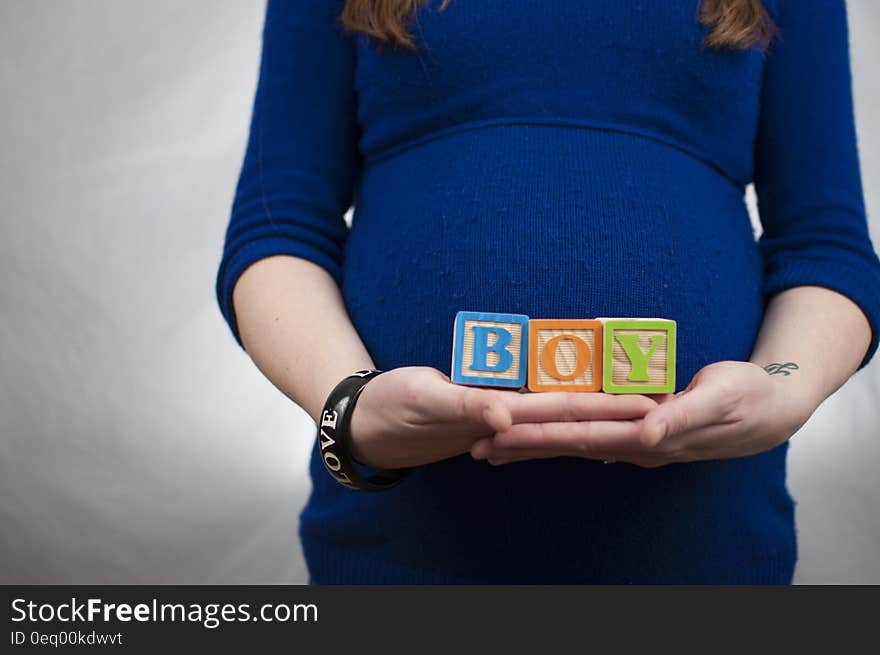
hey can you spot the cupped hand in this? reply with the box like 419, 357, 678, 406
471, 361, 813, 468
349, 366, 657, 469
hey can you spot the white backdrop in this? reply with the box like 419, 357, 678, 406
1, 0, 878, 584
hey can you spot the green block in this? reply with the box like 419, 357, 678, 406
602, 319, 676, 394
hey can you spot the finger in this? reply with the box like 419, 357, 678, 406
480, 392, 514, 433
644, 392, 677, 405
497, 391, 657, 424
471, 419, 644, 458
479, 444, 638, 464
481, 443, 676, 468
640, 383, 727, 447
485, 449, 573, 465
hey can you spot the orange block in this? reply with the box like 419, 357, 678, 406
527, 319, 603, 392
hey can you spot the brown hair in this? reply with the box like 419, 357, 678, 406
342, 0, 776, 51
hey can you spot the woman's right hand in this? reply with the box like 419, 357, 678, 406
348, 366, 658, 469
348, 366, 513, 469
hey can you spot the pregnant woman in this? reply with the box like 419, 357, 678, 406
217, 0, 880, 583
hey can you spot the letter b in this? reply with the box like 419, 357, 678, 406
470, 325, 513, 372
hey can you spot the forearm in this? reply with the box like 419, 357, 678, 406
232, 255, 375, 424
748, 285, 872, 420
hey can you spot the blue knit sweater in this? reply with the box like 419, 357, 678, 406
217, 0, 880, 583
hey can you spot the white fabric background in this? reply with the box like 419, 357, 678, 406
1, 1, 878, 584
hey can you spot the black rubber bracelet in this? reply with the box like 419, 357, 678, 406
317, 369, 408, 491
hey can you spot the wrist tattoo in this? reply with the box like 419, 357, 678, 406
764, 362, 799, 376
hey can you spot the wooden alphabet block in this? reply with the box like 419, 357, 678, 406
601, 318, 676, 394
451, 310, 529, 388
527, 319, 603, 392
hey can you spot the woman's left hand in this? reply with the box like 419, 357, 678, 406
470, 361, 815, 468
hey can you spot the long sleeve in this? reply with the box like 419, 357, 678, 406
753, 0, 880, 368
216, 0, 359, 345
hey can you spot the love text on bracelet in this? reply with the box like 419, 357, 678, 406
450, 311, 677, 394
318, 369, 408, 491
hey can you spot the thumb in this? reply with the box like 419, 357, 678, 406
441, 385, 513, 433
640, 382, 724, 447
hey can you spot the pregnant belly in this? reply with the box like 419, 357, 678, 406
341, 124, 764, 389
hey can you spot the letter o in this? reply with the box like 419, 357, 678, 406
540, 334, 591, 381
323, 452, 342, 472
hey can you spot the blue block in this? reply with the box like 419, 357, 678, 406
451, 310, 529, 388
